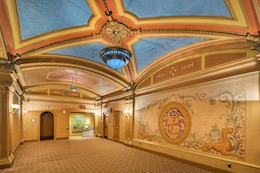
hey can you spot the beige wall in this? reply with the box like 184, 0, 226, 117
104, 100, 133, 143
23, 110, 70, 141
9, 92, 21, 153
56, 110, 69, 139
23, 111, 39, 141
133, 72, 260, 173
22, 101, 98, 140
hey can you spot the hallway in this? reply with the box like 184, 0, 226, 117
0, 138, 214, 173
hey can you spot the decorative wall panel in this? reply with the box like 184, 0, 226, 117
153, 57, 201, 84
135, 72, 260, 162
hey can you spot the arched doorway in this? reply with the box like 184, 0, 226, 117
40, 112, 54, 140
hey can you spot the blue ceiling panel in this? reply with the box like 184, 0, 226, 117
47, 43, 124, 73
123, 0, 230, 18
134, 37, 208, 72
17, 0, 92, 40
47, 43, 106, 65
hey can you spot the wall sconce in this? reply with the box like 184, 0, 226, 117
123, 109, 132, 114
10, 104, 20, 114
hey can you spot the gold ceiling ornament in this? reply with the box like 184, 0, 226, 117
99, 0, 132, 70
101, 20, 132, 46
245, 33, 260, 43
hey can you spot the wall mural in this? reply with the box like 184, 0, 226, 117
137, 91, 245, 160
158, 102, 191, 144
72, 116, 85, 133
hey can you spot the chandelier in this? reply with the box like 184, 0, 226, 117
100, 46, 131, 71
99, 1, 132, 71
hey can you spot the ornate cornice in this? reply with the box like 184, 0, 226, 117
140, 29, 245, 38
245, 33, 260, 43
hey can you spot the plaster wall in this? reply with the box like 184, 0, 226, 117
105, 100, 128, 143
9, 93, 21, 153
133, 72, 260, 173
23, 110, 70, 141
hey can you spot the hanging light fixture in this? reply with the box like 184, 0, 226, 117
100, 47, 131, 70
71, 74, 77, 92
99, 0, 132, 70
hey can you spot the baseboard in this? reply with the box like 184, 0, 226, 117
132, 139, 260, 173
56, 137, 69, 140
24, 139, 38, 142
0, 154, 14, 169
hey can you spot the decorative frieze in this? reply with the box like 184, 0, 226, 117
205, 52, 246, 68
153, 57, 201, 84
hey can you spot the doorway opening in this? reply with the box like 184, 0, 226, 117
40, 112, 54, 140
103, 113, 108, 138
69, 112, 95, 138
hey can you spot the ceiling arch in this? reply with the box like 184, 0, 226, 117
0, 0, 259, 102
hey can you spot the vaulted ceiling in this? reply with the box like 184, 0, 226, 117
0, 0, 259, 103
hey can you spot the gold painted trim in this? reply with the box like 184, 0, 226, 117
252, 0, 260, 24
0, 28, 7, 59
135, 48, 256, 92
115, 0, 248, 27
30, 38, 102, 55
18, 58, 128, 86
6, 0, 102, 49
135, 56, 258, 96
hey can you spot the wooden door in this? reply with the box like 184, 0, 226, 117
104, 113, 108, 138
40, 112, 54, 140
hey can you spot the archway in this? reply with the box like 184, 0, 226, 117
40, 112, 54, 140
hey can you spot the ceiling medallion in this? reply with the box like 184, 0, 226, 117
99, 0, 133, 71
101, 20, 132, 46
100, 20, 132, 70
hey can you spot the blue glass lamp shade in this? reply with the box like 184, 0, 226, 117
100, 47, 132, 70
71, 86, 77, 92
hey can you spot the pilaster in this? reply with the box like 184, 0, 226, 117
0, 87, 14, 168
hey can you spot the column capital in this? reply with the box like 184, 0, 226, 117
0, 86, 9, 94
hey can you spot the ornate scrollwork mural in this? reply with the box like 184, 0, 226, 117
158, 102, 191, 144
136, 91, 245, 160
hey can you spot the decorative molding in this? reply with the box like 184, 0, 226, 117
140, 29, 245, 38
20, 28, 248, 57
245, 33, 260, 43
135, 56, 259, 96
152, 57, 201, 84
20, 34, 97, 56
0, 28, 7, 59
101, 20, 132, 46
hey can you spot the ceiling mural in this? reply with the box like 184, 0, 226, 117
133, 37, 209, 72
0, 0, 259, 103
123, 0, 230, 18
17, 0, 92, 40
47, 43, 107, 66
